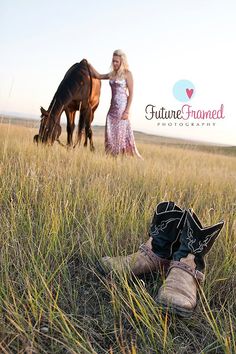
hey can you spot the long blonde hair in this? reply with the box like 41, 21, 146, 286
109, 49, 129, 79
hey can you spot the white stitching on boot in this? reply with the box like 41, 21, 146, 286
151, 217, 180, 237
186, 220, 220, 254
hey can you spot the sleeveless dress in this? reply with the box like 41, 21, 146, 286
105, 78, 143, 158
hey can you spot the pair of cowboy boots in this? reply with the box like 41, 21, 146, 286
98, 201, 224, 317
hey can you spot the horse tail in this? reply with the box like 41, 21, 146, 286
85, 59, 93, 98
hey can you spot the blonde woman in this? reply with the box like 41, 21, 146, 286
89, 49, 143, 158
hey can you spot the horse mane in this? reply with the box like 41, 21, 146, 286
46, 59, 91, 118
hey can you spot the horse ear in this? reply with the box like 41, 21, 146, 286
40, 107, 48, 116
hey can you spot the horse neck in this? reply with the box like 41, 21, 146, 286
48, 97, 64, 122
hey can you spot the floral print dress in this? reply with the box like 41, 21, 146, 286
105, 78, 142, 158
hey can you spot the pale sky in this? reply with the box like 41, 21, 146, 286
1, 0, 235, 145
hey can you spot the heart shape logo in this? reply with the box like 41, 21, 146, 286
186, 88, 194, 99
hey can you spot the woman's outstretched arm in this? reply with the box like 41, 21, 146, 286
88, 62, 110, 80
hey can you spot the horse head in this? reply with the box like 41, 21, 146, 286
33, 106, 61, 145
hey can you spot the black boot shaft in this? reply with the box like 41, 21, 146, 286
149, 205, 187, 259
155, 201, 182, 214
173, 211, 224, 271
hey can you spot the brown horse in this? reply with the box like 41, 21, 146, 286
34, 59, 101, 150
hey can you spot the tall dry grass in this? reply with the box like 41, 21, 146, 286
0, 123, 235, 353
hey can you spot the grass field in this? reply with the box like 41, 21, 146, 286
0, 122, 235, 353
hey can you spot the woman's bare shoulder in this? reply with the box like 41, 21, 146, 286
125, 70, 133, 83
125, 70, 133, 79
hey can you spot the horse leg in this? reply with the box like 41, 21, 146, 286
84, 105, 93, 149
88, 105, 98, 151
84, 122, 88, 148
88, 125, 95, 151
66, 110, 75, 146
76, 108, 85, 147
86, 112, 95, 151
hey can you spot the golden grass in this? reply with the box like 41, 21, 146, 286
0, 123, 235, 353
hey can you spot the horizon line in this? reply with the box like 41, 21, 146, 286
0, 112, 234, 147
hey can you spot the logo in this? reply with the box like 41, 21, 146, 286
173, 80, 195, 102
145, 79, 225, 127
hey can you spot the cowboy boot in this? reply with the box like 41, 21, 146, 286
97, 201, 186, 276
156, 210, 224, 317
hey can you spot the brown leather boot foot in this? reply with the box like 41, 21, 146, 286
97, 201, 187, 278
155, 254, 204, 318
97, 238, 170, 277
